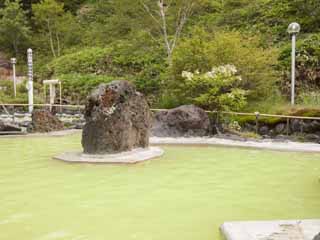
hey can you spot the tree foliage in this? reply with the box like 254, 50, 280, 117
0, 0, 30, 56
32, 0, 81, 58
0, 0, 319, 110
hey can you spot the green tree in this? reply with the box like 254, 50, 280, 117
139, 0, 208, 64
32, 0, 80, 58
0, 0, 30, 56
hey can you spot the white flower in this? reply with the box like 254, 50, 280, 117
225, 64, 237, 74
205, 71, 215, 78
182, 71, 194, 80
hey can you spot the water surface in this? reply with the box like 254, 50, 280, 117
0, 134, 319, 240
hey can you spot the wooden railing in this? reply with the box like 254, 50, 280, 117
150, 108, 320, 135
1, 104, 320, 135
0, 103, 84, 109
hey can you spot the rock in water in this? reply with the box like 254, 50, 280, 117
82, 80, 151, 154
151, 105, 211, 137
32, 110, 64, 132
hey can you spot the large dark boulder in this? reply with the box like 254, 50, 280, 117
151, 105, 211, 137
31, 110, 64, 133
82, 80, 151, 154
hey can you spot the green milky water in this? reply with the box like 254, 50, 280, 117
0, 134, 320, 240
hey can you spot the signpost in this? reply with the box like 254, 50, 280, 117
27, 48, 33, 113
10, 58, 17, 98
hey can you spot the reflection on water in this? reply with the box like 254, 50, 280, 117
0, 134, 319, 240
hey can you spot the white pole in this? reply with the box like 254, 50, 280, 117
59, 82, 62, 113
291, 34, 296, 106
12, 62, 16, 97
27, 48, 34, 113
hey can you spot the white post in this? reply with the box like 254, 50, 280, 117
27, 48, 34, 113
59, 82, 62, 113
11, 58, 17, 98
291, 34, 296, 106
49, 83, 56, 112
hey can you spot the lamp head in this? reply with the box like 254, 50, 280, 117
288, 22, 301, 34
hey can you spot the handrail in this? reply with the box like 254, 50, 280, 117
0, 103, 84, 109
151, 108, 320, 121
209, 110, 320, 121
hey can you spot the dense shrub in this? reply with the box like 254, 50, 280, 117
47, 47, 112, 76
0, 80, 42, 104
180, 65, 247, 111
58, 74, 115, 104
298, 91, 320, 107
45, 41, 166, 101
172, 30, 279, 102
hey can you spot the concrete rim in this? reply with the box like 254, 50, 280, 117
54, 147, 164, 164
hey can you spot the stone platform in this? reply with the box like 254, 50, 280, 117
54, 147, 164, 164
221, 220, 320, 240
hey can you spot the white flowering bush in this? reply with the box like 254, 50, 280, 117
181, 65, 247, 111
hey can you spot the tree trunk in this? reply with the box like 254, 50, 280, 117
47, 20, 56, 58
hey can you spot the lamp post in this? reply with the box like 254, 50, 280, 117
27, 48, 33, 113
10, 58, 17, 98
287, 22, 301, 106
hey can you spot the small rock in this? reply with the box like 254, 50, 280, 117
305, 134, 320, 143
0, 121, 22, 132
305, 120, 320, 133
75, 122, 85, 129
259, 126, 269, 135
275, 123, 287, 134
291, 119, 303, 133
313, 232, 320, 240
274, 135, 289, 141
243, 123, 255, 132
32, 110, 64, 133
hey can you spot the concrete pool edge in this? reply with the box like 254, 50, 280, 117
150, 137, 320, 153
54, 147, 164, 164
220, 219, 320, 240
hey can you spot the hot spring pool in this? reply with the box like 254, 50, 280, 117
0, 134, 319, 240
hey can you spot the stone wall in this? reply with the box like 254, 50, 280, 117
0, 112, 85, 132
239, 119, 320, 142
